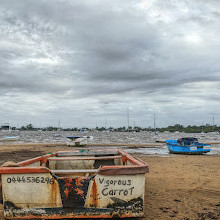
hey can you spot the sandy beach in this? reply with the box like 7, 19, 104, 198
0, 137, 220, 219
142, 155, 220, 220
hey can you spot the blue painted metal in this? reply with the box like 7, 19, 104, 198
166, 138, 211, 154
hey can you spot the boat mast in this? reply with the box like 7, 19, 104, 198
154, 114, 156, 132
58, 120, 61, 133
127, 108, 130, 131
105, 116, 107, 129
212, 116, 215, 132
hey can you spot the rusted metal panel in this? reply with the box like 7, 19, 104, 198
0, 149, 148, 219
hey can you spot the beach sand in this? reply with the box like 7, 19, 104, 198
141, 155, 220, 220
0, 144, 219, 220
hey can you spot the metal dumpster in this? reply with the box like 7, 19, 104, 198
0, 149, 149, 219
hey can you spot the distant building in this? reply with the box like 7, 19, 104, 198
1, 123, 11, 131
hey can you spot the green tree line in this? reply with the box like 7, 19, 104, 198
8, 123, 219, 133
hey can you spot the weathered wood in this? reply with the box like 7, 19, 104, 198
48, 155, 122, 161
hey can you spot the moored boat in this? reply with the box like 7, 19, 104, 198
0, 149, 149, 219
166, 137, 211, 154
66, 136, 93, 146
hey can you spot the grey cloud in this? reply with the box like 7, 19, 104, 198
0, 0, 220, 127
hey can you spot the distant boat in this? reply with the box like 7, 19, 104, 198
65, 136, 93, 146
166, 137, 211, 154
0, 136, 19, 142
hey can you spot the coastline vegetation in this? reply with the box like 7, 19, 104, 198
4, 123, 219, 133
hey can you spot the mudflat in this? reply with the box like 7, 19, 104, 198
0, 144, 219, 220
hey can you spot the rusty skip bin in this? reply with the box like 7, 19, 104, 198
0, 149, 149, 219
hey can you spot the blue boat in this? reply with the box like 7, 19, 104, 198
166, 137, 211, 154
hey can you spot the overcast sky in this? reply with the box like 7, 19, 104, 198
0, 0, 220, 128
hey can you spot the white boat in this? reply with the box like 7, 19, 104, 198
66, 136, 93, 146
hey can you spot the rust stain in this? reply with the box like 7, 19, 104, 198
91, 180, 98, 207
64, 188, 69, 198
75, 187, 84, 195
122, 155, 127, 165
41, 157, 47, 164
75, 177, 83, 186
50, 177, 57, 202
63, 178, 73, 198
64, 178, 72, 187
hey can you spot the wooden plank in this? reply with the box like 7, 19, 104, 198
51, 169, 99, 174
48, 155, 122, 161
57, 150, 119, 157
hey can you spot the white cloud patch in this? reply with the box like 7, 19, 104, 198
0, 0, 219, 127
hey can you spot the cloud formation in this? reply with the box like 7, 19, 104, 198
0, 0, 219, 127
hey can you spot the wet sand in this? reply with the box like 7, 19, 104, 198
0, 144, 219, 220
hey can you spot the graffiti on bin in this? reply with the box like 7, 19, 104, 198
98, 177, 134, 196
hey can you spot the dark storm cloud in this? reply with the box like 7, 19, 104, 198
0, 0, 220, 127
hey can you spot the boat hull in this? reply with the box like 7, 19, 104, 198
166, 140, 211, 155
